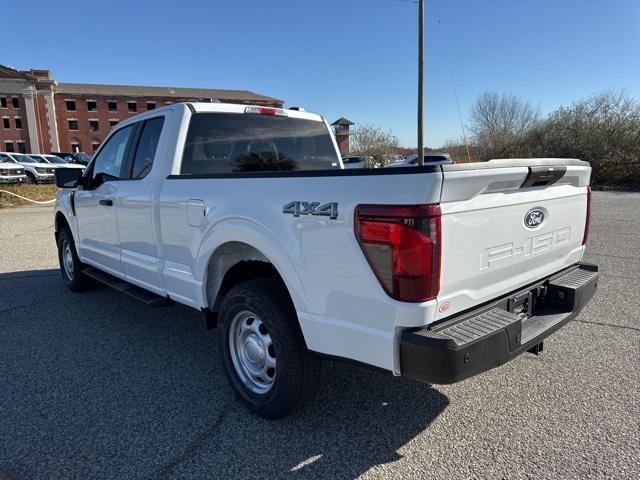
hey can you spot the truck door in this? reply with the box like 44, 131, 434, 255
115, 116, 166, 294
75, 125, 136, 277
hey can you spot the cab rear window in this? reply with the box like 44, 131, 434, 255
180, 113, 339, 175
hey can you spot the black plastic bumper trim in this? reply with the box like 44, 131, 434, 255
400, 263, 599, 384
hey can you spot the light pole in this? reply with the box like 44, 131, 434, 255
417, 0, 424, 166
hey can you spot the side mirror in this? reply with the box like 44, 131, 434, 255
55, 168, 83, 188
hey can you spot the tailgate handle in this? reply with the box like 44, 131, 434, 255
520, 166, 566, 188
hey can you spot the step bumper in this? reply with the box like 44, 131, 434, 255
400, 263, 599, 384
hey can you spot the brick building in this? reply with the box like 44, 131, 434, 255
331, 117, 354, 154
0, 64, 283, 154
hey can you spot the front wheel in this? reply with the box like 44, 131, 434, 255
25, 172, 35, 184
219, 279, 320, 419
57, 227, 94, 292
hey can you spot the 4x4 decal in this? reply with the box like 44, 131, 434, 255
282, 201, 339, 220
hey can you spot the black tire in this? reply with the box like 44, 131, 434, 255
25, 172, 35, 184
57, 226, 95, 292
219, 278, 321, 419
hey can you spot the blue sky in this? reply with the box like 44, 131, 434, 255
5, 0, 639, 147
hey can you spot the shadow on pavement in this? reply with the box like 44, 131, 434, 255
0, 269, 448, 480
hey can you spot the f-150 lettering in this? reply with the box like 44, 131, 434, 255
481, 227, 571, 270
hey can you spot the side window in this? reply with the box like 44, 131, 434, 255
91, 125, 134, 183
130, 117, 164, 179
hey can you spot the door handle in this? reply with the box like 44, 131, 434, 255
99, 199, 113, 207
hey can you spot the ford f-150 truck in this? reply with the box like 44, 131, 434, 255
2, 152, 55, 183
0, 155, 26, 184
53, 102, 598, 418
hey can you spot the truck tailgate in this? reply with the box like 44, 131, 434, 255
435, 159, 591, 320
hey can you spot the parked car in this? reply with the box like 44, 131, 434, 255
1, 152, 55, 183
386, 152, 454, 167
341, 155, 366, 169
30, 154, 86, 171
0, 154, 27, 184
53, 102, 597, 419
50, 152, 92, 166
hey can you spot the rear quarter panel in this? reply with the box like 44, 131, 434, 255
158, 170, 443, 371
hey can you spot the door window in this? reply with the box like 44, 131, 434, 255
91, 125, 134, 183
130, 117, 164, 179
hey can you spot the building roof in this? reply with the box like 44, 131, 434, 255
331, 117, 354, 126
54, 82, 283, 105
0, 64, 38, 81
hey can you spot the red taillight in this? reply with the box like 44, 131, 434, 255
355, 204, 441, 302
582, 186, 592, 245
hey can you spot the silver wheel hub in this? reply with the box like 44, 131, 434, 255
229, 311, 276, 394
62, 241, 74, 280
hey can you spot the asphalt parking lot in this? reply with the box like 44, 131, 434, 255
0, 191, 638, 480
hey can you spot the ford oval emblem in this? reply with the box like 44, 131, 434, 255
524, 208, 546, 229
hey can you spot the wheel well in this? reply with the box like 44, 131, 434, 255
207, 258, 305, 344
205, 242, 295, 315
211, 259, 291, 314
217, 261, 283, 301
54, 212, 70, 243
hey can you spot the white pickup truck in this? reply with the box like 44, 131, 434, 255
2, 152, 56, 183
53, 102, 598, 418
0, 156, 26, 184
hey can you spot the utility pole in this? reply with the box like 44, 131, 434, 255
417, 0, 424, 166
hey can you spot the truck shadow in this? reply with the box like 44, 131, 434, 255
0, 269, 449, 480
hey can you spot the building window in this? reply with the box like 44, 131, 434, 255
4, 141, 14, 152
71, 142, 80, 153
17, 141, 26, 153
89, 120, 99, 132
0, 97, 6, 108
65, 100, 76, 111
92, 142, 101, 153
68, 120, 79, 131
108, 101, 117, 112
2, 117, 9, 129
146, 102, 156, 110
11, 97, 19, 108
14, 117, 22, 129
87, 100, 97, 111
127, 101, 137, 112
109, 119, 119, 127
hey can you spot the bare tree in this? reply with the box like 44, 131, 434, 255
469, 92, 540, 159
525, 90, 640, 187
349, 123, 399, 167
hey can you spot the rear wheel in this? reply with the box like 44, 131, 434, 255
219, 279, 320, 419
57, 227, 94, 292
